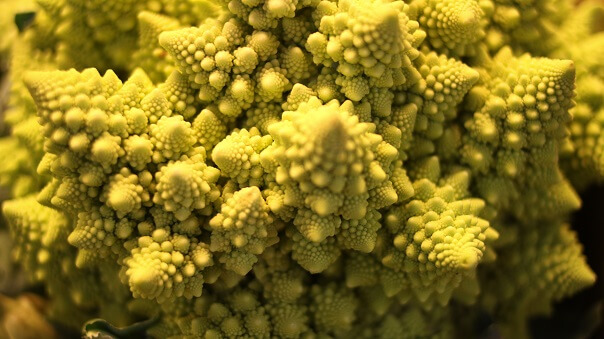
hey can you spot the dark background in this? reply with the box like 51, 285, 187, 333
528, 185, 604, 339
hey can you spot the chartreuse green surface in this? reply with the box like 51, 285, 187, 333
0, 0, 602, 337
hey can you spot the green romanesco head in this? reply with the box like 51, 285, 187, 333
0, 0, 602, 337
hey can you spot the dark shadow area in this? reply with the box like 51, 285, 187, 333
531, 184, 604, 338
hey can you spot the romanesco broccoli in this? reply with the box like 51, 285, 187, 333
0, 0, 602, 337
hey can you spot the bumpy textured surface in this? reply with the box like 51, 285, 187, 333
0, 0, 602, 338
480, 222, 596, 338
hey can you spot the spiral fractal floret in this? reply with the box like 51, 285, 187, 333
0, 0, 602, 337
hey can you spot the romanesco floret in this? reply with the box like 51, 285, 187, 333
378, 157, 497, 307
462, 47, 580, 220
212, 127, 273, 187
479, 222, 595, 338
408, 0, 487, 57
3, 196, 135, 328
209, 186, 278, 275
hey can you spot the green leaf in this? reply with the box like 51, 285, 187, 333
14, 12, 36, 33
82, 316, 160, 339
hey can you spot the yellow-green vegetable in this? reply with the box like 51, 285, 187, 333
0, 0, 602, 337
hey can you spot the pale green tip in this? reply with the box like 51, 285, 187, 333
457, 10, 478, 27
109, 191, 134, 213
129, 267, 160, 297
458, 249, 478, 270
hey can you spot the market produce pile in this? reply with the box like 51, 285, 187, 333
0, 0, 603, 337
